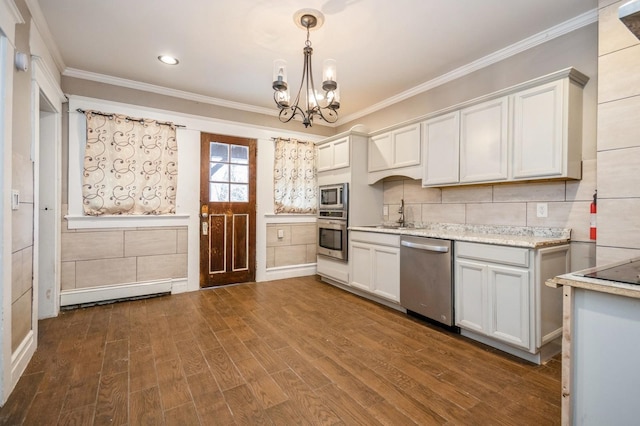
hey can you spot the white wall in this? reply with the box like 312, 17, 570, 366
66, 96, 323, 293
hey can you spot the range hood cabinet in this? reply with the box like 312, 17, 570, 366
620, 0, 640, 39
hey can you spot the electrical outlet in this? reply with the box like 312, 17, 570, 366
536, 203, 548, 218
383, 205, 389, 216
277, 229, 284, 239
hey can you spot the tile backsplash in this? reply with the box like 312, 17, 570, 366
382, 158, 596, 244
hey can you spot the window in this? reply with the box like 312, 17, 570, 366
273, 138, 317, 214
209, 142, 249, 202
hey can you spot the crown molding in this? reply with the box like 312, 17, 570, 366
59, 8, 596, 129
25, 0, 66, 73
0, 0, 24, 45
339, 8, 598, 124
63, 67, 280, 117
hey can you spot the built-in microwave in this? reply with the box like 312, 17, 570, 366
319, 183, 348, 211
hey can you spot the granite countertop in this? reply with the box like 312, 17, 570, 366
349, 222, 571, 249
546, 257, 640, 299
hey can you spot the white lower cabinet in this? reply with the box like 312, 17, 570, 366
350, 231, 400, 303
456, 259, 530, 349
455, 241, 569, 363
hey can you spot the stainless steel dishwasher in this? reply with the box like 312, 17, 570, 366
400, 236, 455, 327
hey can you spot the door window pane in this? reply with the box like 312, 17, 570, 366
230, 164, 248, 183
230, 184, 248, 202
210, 163, 229, 182
231, 145, 249, 164
210, 183, 229, 202
210, 142, 229, 162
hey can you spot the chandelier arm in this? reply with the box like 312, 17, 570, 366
277, 106, 297, 124
306, 53, 337, 124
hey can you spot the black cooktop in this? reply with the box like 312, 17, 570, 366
583, 260, 640, 285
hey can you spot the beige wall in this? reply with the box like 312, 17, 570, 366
596, 0, 640, 264
60, 205, 187, 289
61, 77, 336, 138
335, 23, 599, 271
11, 0, 34, 351
266, 223, 316, 268
338, 24, 598, 155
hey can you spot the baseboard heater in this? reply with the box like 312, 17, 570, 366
60, 280, 173, 308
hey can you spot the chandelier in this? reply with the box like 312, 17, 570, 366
272, 9, 340, 128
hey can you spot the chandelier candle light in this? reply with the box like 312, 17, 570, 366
272, 9, 340, 127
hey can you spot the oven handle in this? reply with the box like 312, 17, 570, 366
400, 240, 449, 253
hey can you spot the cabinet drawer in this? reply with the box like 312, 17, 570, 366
350, 231, 400, 247
456, 241, 529, 267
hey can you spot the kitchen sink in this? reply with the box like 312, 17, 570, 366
361, 224, 411, 230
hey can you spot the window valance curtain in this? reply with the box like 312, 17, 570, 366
82, 110, 178, 215
273, 138, 317, 214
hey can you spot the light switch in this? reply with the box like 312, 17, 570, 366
277, 229, 284, 239
11, 190, 19, 210
383, 205, 389, 216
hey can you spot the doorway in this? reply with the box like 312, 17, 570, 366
37, 93, 60, 318
199, 133, 257, 287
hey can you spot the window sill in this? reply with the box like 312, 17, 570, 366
65, 214, 191, 229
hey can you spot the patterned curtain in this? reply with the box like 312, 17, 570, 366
274, 138, 317, 214
82, 110, 178, 215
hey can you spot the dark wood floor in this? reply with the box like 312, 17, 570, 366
0, 275, 561, 425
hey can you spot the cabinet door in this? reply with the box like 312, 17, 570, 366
331, 137, 350, 170
460, 97, 509, 183
488, 265, 530, 349
372, 246, 400, 302
350, 242, 372, 292
423, 112, 460, 186
317, 143, 334, 172
455, 259, 487, 333
512, 80, 563, 179
368, 133, 393, 172
392, 124, 421, 169
317, 137, 350, 172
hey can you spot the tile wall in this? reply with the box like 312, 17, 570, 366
60, 205, 187, 290
596, 0, 640, 264
382, 159, 597, 271
266, 223, 317, 268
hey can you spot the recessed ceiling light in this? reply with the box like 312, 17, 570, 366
158, 55, 179, 65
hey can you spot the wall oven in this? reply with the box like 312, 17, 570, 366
317, 218, 348, 261
317, 183, 349, 261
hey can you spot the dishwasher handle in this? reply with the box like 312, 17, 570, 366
401, 240, 449, 253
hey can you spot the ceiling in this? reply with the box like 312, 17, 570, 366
35, 0, 597, 125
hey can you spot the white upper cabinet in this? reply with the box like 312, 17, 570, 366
368, 132, 393, 172
422, 111, 460, 186
512, 77, 583, 180
421, 68, 587, 188
392, 124, 422, 169
459, 97, 509, 184
367, 123, 421, 183
317, 136, 350, 172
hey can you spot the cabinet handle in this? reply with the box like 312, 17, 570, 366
401, 240, 449, 253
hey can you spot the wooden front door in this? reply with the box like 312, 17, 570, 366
200, 133, 256, 287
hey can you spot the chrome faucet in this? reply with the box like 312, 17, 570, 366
397, 199, 405, 227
